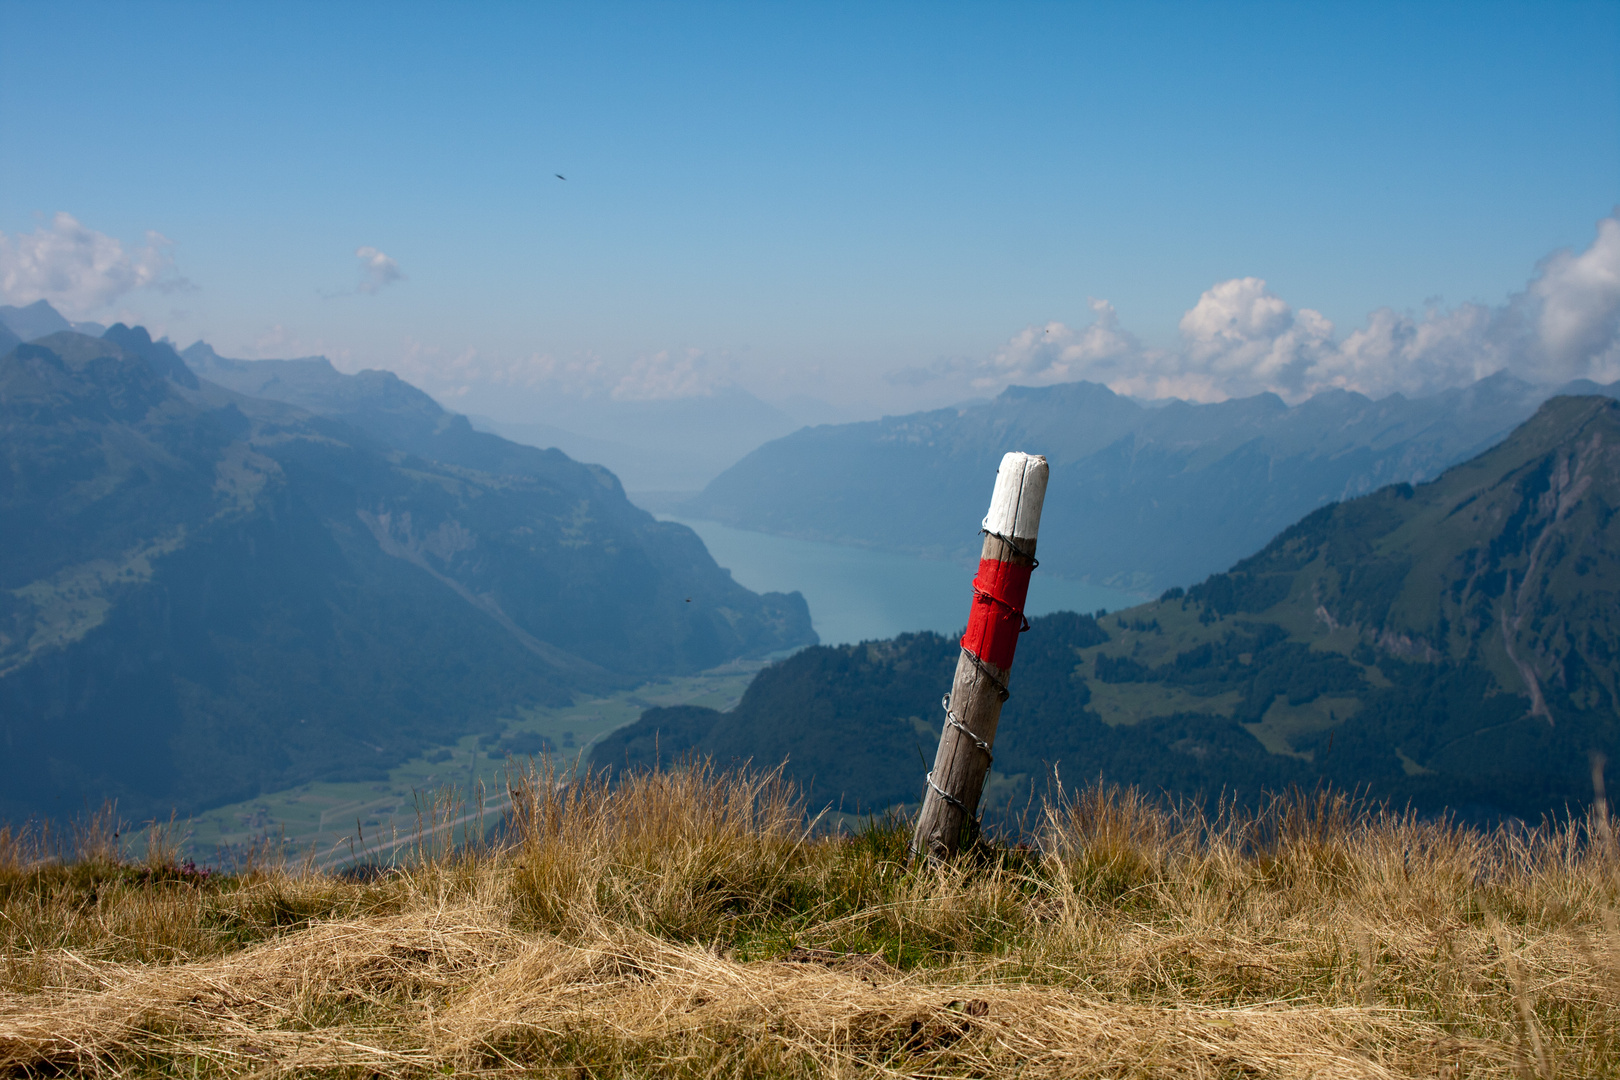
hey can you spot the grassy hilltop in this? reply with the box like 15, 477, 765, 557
2, 764, 1619, 1077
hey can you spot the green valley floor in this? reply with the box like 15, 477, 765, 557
180, 661, 769, 869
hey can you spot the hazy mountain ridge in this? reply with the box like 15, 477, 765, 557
1, 330, 814, 824
181, 341, 604, 485
682, 374, 1615, 593
182, 338, 809, 493
182, 341, 441, 424
605, 397, 1620, 820
0, 299, 106, 342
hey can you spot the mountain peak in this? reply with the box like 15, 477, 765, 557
998, 380, 1126, 404
181, 344, 438, 420
179, 340, 226, 367
102, 324, 199, 388
0, 298, 106, 341
0, 299, 73, 341
1, 333, 177, 424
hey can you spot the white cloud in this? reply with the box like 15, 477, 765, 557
1530, 214, 1620, 379
354, 246, 404, 293
0, 212, 189, 318
505, 352, 607, 394
1180, 278, 1294, 356
381, 339, 617, 399
981, 300, 1144, 389
250, 324, 298, 356
234, 324, 353, 364
962, 212, 1620, 404
612, 348, 723, 401
1177, 277, 1333, 390
382, 338, 478, 388
1310, 302, 1511, 398
368, 338, 726, 403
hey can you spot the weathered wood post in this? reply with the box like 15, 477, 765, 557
912, 451, 1047, 863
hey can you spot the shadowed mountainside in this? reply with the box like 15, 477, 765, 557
0, 330, 814, 824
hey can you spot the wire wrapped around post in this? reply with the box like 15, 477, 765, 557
911, 451, 1048, 863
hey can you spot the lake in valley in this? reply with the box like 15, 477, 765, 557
662, 516, 1148, 647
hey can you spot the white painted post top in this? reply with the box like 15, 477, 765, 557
983, 452, 1048, 541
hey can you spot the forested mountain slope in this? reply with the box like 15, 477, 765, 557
607, 397, 1620, 821
0, 331, 813, 823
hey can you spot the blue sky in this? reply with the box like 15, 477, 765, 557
1, 1, 1616, 417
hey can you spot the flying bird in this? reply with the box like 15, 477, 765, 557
555, 173, 566, 180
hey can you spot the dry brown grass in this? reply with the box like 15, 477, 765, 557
1, 763, 1617, 1077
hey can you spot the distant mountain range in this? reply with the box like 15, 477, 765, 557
1, 324, 814, 825
181, 341, 818, 498
177, 337, 827, 494
0, 297, 832, 497
682, 375, 1620, 594
602, 396, 1620, 822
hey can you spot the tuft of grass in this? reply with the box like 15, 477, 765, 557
1, 762, 1618, 1077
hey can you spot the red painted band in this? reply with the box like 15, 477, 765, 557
960, 557, 1034, 670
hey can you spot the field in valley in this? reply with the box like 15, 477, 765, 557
180, 662, 767, 870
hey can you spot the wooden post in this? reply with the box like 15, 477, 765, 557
912, 451, 1047, 863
